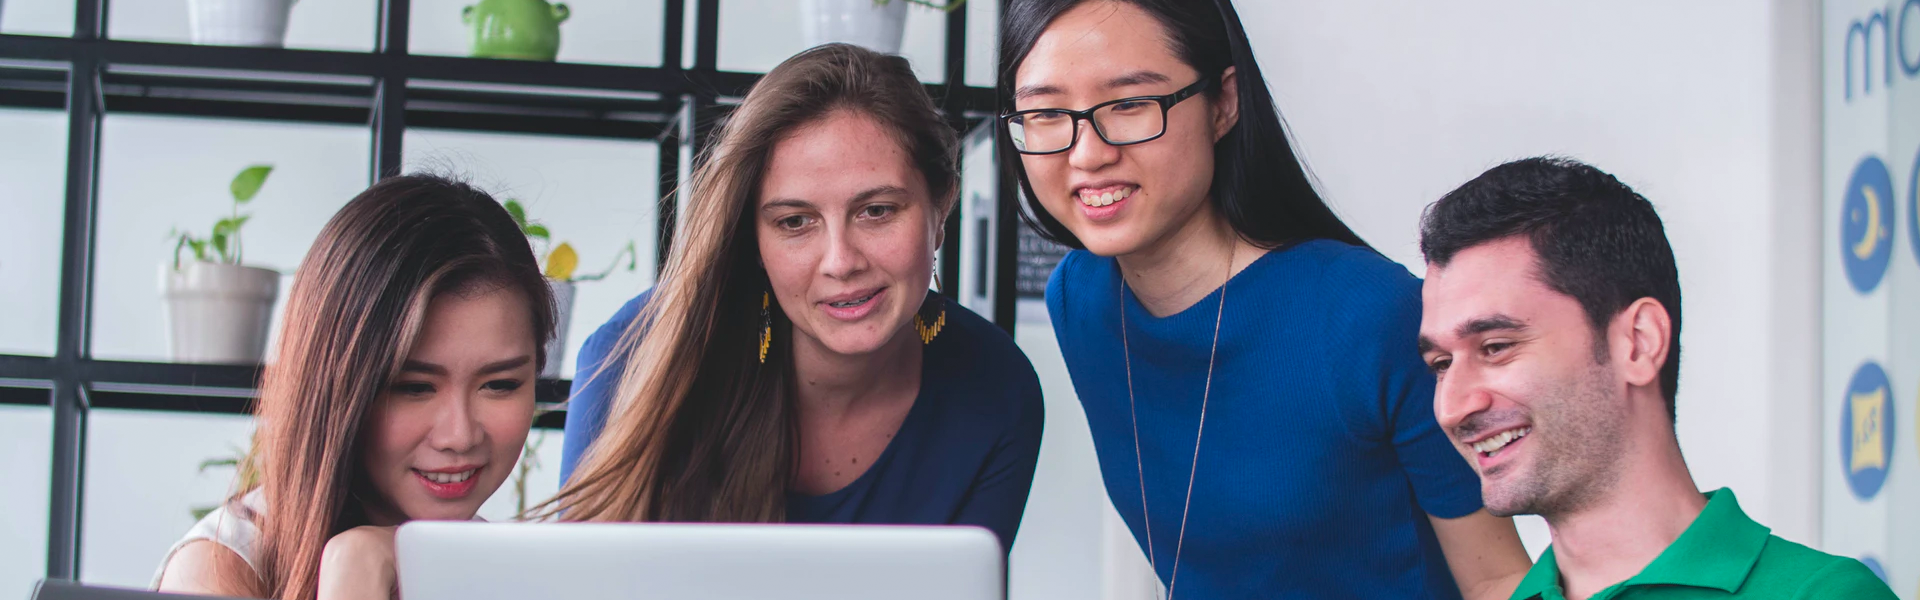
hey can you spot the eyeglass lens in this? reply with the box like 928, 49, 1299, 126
1008, 99, 1166, 153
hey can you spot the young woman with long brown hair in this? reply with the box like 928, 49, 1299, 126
550, 44, 1044, 550
152, 175, 555, 600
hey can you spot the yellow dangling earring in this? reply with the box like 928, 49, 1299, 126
758, 291, 772, 363
913, 295, 945, 345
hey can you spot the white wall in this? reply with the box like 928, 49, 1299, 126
1241, 0, 1824, 547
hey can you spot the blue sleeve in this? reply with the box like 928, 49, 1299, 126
558, 290, 651, 484
1044, 250, 1077, 331
1326, 253, 1483, 519
951, 367, 1046, 553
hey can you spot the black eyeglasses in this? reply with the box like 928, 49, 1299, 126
1000, 74, 1219, 155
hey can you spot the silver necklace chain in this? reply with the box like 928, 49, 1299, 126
1122, 247, 1231, 600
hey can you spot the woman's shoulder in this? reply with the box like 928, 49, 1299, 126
1265, 239, 1421, 309
926, 298, 1044, 421
151, 489, 266, 589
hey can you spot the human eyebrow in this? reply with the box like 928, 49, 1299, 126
399, 360, 447, 376
1455, 315, 1527, 339
848, 185, 909, 205
761, 198, 816, 213
1012, 83, 1063, 102
1103, 70, 1172, 90
476, 356, 533, 375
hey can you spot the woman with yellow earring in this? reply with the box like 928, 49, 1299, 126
543, 44, 1044, 553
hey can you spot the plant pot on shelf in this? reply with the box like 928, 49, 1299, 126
800, 0, 909, 55
542, 279, 575, 379
188, 0, 296, 47
463, 0, 569, 61
162, 262, 280, 364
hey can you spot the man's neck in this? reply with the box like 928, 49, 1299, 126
1544, 413, 1706, 600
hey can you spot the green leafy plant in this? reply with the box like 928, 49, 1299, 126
875, 0, 966, 11
503, 198, 638, 282
172, 165, 274, 270
190, 436, 261, 521
510, 408, 555, 517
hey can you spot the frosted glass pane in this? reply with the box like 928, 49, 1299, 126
402, 128, 659, 378
717, 0, 948, 83
963, 0, 995, 89
409, 0, 664, 67
0, 403, 51, 600
0, 108, 67, 357
80, 409, 254, 587
91, 115, 370, 363
107, 0, 377, 52
0, 0, 73, 36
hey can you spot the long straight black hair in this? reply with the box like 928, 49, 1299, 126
999, 0, 1369, 251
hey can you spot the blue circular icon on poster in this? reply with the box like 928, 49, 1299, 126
1839, 362, 1895, 500
1909, 151, 1920, 265
1841, 155, 1895, 293
1861, 556, 1888, 585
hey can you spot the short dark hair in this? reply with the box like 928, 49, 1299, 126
999, 0, 1369, 251
1420, 157, 1682, 421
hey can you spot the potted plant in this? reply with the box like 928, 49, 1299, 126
164, 165, 280, 365
800, 0, 966, 55
504, 199, 637, 379
188, 0, 297, 47
462, 0, 570, 61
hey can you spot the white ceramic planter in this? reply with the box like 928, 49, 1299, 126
800, 0, 909, 55
188, 0, 295, 47
543, 279, 575, 379
162, 262, 280, 364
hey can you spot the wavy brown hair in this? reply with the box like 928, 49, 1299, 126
237, 175, 553, 600
538, 43, 959, 523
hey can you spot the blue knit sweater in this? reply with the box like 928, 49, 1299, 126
1047, 239, 1482, 598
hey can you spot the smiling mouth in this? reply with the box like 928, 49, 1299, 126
1077, 185, 1136, 207
826, 291, 878, 309
1469, 427, 1531, 457
415, 468, 476, 484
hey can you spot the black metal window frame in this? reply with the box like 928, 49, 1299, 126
0, 0, 1022, 580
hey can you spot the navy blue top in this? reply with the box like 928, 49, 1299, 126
561, 290, 1045, 551
1047, 240, 1483, 598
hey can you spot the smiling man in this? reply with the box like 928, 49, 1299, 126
1414, 157, 1895, 600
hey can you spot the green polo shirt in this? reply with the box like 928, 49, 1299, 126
1511, 489, 1896, 600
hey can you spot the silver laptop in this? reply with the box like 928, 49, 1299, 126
30, 579, 243, 600
395, 521, 1004, 600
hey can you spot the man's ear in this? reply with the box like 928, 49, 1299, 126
1611, 297, 1673, 390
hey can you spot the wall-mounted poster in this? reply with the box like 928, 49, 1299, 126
1823, 1, 1920, 598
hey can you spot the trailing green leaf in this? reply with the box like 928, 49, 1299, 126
572, 241, 639, 282
505, 199, 528, 229
230, 165, 273, 203
170, 164, 273, 269
524, 224, 551, 240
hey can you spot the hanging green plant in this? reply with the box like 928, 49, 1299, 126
171, 165, 274, 270
502, 198, 637, 282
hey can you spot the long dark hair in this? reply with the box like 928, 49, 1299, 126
999, 0, 1368, 250
246, 175, 554, 600
538, 43, 958, 524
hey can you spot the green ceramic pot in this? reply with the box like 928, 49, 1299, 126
462, 0, 568, 61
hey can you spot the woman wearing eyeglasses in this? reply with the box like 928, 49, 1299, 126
1001, 1, 1531, 598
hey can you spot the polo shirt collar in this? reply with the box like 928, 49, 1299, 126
1509, 489, 1770, 600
